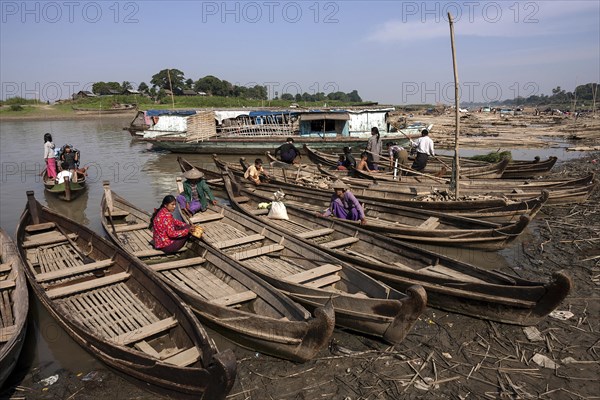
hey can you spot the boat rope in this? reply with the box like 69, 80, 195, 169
84, 240, 93, 256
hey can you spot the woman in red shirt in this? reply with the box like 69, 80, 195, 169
149, 195, 191, 253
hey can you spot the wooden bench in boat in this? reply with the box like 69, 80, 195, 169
25, 222, 56, 233
233, 196, 250, 204
23, 232, 78, 248
0, 279, 15, 291
0, 326, 17, 343
421, 264, 486, 283
104, 209, 130, 218
46, 272, 130, 299
231, 244, 284, 261
211, 290, 257, 306
286, 264, 342, 284
212, 234, 265, 250
150, 256, 207, 272
321, 237, 359, 249
419, 217, 440, 230
35, 259, 114, 283
133, 247, 187, 258
250, 208, 269, 216
296, 228, 335, 239
0, 262, 12, 274
162, 347, 200, 367
111, 316, 178, 346
114, 223, 149, 233
190, 212, 224, 224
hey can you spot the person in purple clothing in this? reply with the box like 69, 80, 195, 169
317, 180, 367, 225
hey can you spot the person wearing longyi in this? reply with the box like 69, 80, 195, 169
177, 168, 217, 216
149, 195, 192, 253
317, 180, 366, 225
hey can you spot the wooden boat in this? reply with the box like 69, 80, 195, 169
239, 185, 536, 250
222, 174, 572, 326
211, 155, 552, 223
17, 191, 236, 399
72, 104, 137, 114
42, 168, 87, 201
101, 184, 335, 361
304, 144, 511, 179
178, 178, 426, 343
0, 229, 28, 388
304, 145, 558, 178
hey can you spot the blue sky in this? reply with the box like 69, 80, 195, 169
1, 0, 598, 104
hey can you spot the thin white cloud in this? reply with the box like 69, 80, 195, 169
366, 1, 599, 42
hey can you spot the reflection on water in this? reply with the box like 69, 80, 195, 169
43, 189, 90, 226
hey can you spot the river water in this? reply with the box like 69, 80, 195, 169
0, 118, 586, 396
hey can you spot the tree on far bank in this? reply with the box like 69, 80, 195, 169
92, 81, 122, 95
151, 69, 186, 94
121, 81, 133, 92
138, 82, 149, 94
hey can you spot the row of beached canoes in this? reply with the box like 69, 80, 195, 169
0, 148, 585, 397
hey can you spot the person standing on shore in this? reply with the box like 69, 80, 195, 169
409, 129, 435, 172
43, 133, 57, 179
366, 127, 382, 170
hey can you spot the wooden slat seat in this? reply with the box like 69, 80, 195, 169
150, 257, 206, 272
250, 208, 270, 216
285, 264, 342, 284
23, 232, 78, 248
0, 280, 16, 291
36, 259, 114, 283
231, 244, 284, 261
0, 326, 17, 343
163, 346, 200, 367
190, 213, 224, 224
133, 247, 186, 258
0, 262, 12, 274
212, 234, 265, 250
233, 196, 250, 203
321, 237, 359, 249
134, 340, 160, 358
114, 223, 149, 233
111, 316, 178, 346
296, 228, 335, 239
25, 222, 56, 233
211, 290, 257, 306
304, 274, 341, 288
419, 217, 440, 230
46, 272, 130, 299
104, 209, 130, 218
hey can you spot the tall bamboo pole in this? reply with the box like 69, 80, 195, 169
167, 68, 175, 110
448, 12, 460, 197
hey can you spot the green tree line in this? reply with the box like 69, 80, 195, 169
90, 68, 362, 103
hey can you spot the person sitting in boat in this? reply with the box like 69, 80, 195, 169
317, 180, 366, 225
56, 163, 73, 184
408, 129, 435, 173
342, 146, 357, 170
387, 142, 409, 172
149, 195, 192, 253
176, 168, 217, 216
336, 155, 347, 170
58, 145, 88, 181
357, 152, 378, 173
244, 158, 270, 185
274, 137, 301, 164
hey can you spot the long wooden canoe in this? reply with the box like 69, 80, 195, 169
101, 184, 335, 362
223, 173, 572, 326
174, 177, 426, 344
304, 144, 558, 178
17, 191, 236, 399
42, 168, 87, 201
240, 184, 536, 250
0, 229, 28, 389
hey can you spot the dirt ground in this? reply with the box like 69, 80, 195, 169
2, 114, 599, 400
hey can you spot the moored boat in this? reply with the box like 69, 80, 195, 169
17, 191, 237, 399
222, 173, 572, 326
101, 183, 336, 361
42, 168, 87, 201
0, 229, 28, 389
